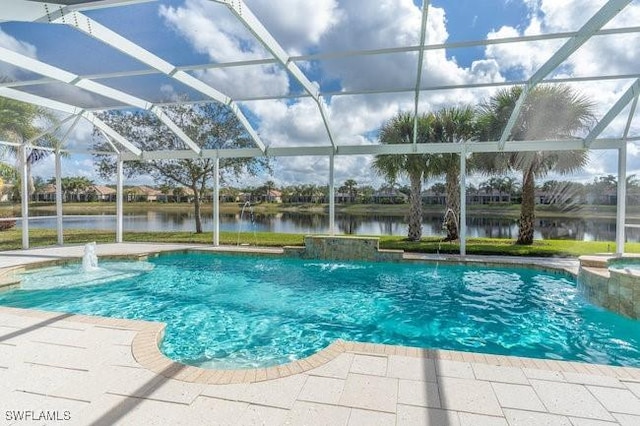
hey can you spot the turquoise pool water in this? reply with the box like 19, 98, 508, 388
1, 252, 639, 369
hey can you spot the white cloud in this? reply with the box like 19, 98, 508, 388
536, 0, 606, 32
195, 65, 290, 99
485, 26, 563, 79
160, 0, 292, 99
0, 27, 37, 80
246, 0, 341, 54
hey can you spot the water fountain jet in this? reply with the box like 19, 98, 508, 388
237, 201, 258, 246
82, 242, 99, 272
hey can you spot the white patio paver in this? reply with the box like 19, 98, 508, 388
0, 243, 638, 425
2, 302, 640, 425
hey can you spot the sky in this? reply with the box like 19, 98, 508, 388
1, 0, 640, 189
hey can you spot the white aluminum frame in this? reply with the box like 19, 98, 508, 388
0, 0, 637, 253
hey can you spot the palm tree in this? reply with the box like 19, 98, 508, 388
0, 96, 59, 198
173, 186, 186, 202
58, 176, 92, 201
431, 106, 476, 241
343, 179, 358, 203
373, 112, 433, 241
430, 182, 446, 197
264, 180, 275, 202
0, 162, 17, 208
477, 85, 595, 244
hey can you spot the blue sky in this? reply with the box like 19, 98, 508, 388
1, 0, 639, 187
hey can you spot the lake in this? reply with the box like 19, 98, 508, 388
12, 210, 640, 242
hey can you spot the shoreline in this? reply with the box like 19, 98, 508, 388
0, 201, 633, 220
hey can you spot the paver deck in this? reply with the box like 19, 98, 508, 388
0, 243, 637, 425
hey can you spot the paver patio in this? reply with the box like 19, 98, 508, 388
0, 244, 638, 425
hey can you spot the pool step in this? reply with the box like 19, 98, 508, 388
0, 275, 20, 293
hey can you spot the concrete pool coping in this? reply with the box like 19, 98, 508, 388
2, 243, 640, 424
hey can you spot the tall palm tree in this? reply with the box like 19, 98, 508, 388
0, 96, 59, 198
373, 112, 433, 241
477, 85, 595, 244
431, 106, 476, 241
343, 179, 358, 202
0, 162, 17, 204
264, 180, 275, 202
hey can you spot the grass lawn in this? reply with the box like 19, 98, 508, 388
0, 228, 636, 257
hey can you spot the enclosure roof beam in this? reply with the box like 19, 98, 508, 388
0, 0, 153, 22
82, 111, 142, 156
584, 78, 640, 147
26, 113, 79, 144
135, 73, 640, 105
0, 87, 83, 115
412, 0, 430, 146
4, 71, 640, 102
0, 86, 142, 155
119, 137, 626, 161
623, 94, 639, 140
98, 128, 121, 154
0, 45, 152, 110
497, 0, 632, 150
0, 45, 202, 154
212, 0, 337, 149
57, 113, 83, 146
0, 136, 116, 155
31, 72, 638, 113
150, 107, 201, 155
100, 25, 640, 75
40, 11, 267, 153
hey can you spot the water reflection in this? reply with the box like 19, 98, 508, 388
14, 210, 639, 242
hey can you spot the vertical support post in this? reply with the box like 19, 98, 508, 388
616, 143, 627, 254
55, 150, 63, 245
213, 156, 220, 246
459, 145, 467, 256
20, 143, 29, 249
329, 153, 335, 235
616, 95, 638, 254
116, 155, 123, 243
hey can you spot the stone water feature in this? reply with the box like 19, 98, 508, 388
283, 235, 404, 262
578, 255, 640, 319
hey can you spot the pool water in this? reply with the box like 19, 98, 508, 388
1, 252, 639, 369
609, 260, 640, 270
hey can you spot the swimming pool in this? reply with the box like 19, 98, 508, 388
0, 252, 638, 369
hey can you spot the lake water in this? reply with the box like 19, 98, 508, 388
11, 210, 640, 242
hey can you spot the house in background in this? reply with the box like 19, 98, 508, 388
263, 189, 282, 203
0, 183, 13, 202
372, 187, 407, 204
90, 185, 117, 202
466, 189, 512, 205
35, 184, 56, 202
421, 189, 446, 205
125, 186, 161, 202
